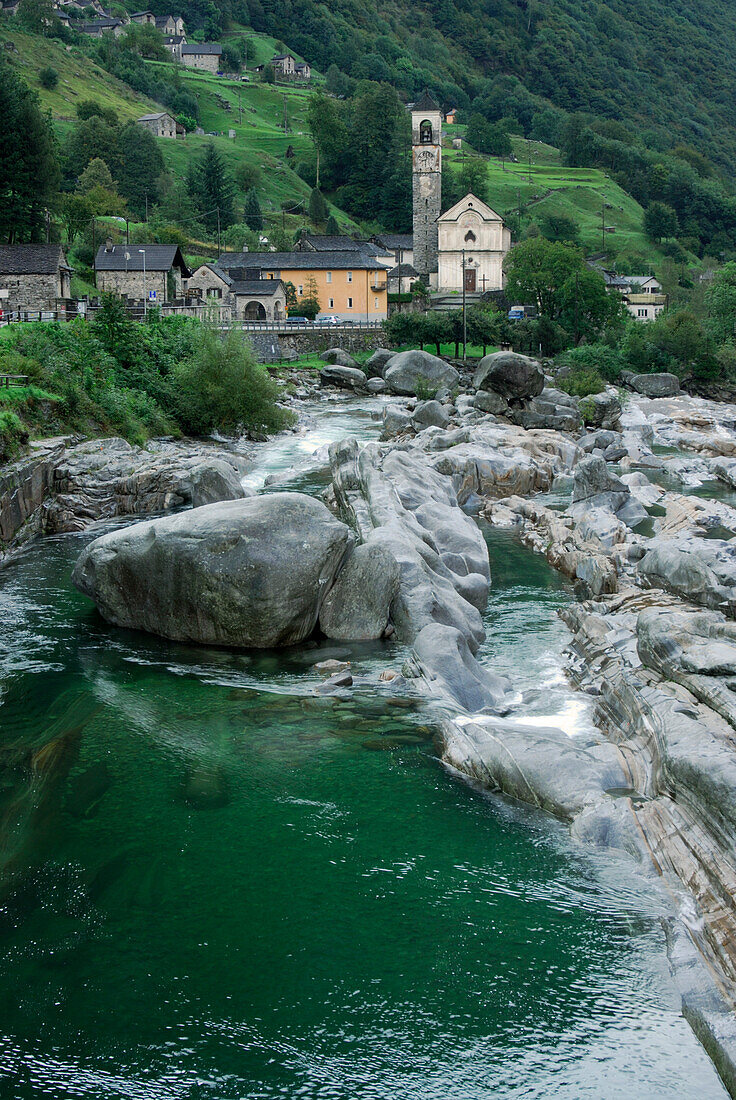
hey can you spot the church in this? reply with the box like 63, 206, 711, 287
411, 92, 511, 292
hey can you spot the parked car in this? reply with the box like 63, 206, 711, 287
286, 315, 311, 325
318, 315, 341, 325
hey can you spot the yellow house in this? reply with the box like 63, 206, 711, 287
217, 251, 388, 322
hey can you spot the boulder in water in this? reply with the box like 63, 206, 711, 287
320, 348, 358, 368
384, 350, 459, 396
319, 541, 400, 641
364, 348, 395, 378
72, 493, 354, 648
319, 365, 368, 391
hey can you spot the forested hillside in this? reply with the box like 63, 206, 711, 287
165, 0, 736, 176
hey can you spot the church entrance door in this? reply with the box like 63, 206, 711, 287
464, 268, 476, 292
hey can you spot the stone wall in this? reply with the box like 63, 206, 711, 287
279, 331, 390, 356
96, 270, 173, 302
1, 272, 65, 313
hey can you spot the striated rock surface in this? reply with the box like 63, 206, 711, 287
473, 351, 544, 401
318, 541, 399, 641
384, 350, 459, 396
319, 365, 368, 391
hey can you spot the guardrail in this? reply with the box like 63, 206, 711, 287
230, 320, 385, 333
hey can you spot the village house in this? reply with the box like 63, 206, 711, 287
436, 194, 511, 293
217, 251, 388, 322
136, 111, 179, 138
0, 244, 72, 314
294, 60, 310, 80
623, 292, 667, 321
294, 234, 392, 265
387, 262, 419, 296
186, 263, 287, 320
129, 9, 155, 24
445, 107, 457, 124
162, 33, 186, 59
370, 233, 414, 270
94, 240, 190, 301
270, 53, 295, 76
79, 15, 125, 35
181, 42, 222, 71
155, 13, 185, 35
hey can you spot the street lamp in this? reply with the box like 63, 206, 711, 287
138, 249, 147, 319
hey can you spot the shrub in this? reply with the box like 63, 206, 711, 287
172, 328, 295, 436
558, 365, 606, 397
554, 343, 623, 382
39, 67, 59, 90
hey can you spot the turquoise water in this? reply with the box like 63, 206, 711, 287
0, 406, 729, 1098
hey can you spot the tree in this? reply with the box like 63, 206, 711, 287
243, 188, 263, 232
325, 213, 340, 235
539, 212, 580, 244
262, 63, 276, 84
706, 262, 736, 343
64, 116, 120, 179
39, 67, 59, 90
458, 157, 488, 200
644, 201, 679, 242
283, 281, 298, 312
78, 157, 116, 194
188, 143, 235, 232
299, 274, 321, 320
17, 0, 56, 35
504, 237, 606, 325
116, 122, 165, 219
0, 60, 60, 242
308, 187, 328, 225
61, 194, 92, 245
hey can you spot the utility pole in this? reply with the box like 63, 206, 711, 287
527, 138, 532, 183
462, 248, 467, 361
517, 189, 522, 239
397, 247, 402, 313
315, 146, 320, 190
574, 270, 579, 345
601, 195, 606, 252
217, 207, 221, 258
45, 209, 50, 245
145, 191, 149, 223
139, 249, 147, 320
283, 95, 288, 134
125, 219, 129, 246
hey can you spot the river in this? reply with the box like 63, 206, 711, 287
0, 400, 728, 1098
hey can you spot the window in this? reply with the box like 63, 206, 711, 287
419, 119, 433, 144
326, 272, 332, 283
329, 298, 334, 308
347, 271, 353, 282
464, 231, 476, 243
374, 297, 379, 309
638, 308, 647, 317
207, 287, 222, 299
347, 297, 353, 308
298, 285, 303, 295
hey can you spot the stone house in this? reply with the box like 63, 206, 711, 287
129, 9, 155, 24
80, 16, 125, 35
445, 107, 457, 124
370, 232, 414, 270
623, 292, 667, 322
181, 42, 222, 71
136, 111, 178, 138
0, 245, 72, 314
186, 263, 287, 320
94, 241, 190, 302
163, 33, 186, 59
155, 14, 185, 35
387, 262, 419, 295
270, 53, 296, 76
218, 250, 388, 322
436, 193, 511, 293
294, 61, 310, 80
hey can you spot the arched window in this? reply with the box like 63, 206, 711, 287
464, 231, 476, 243
419, 119, 433, 144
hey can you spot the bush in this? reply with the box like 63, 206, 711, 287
39, 67, 59, 90
554, 343, 623, 382
557, 365, 606, 397
0, 409, 28, 460
172, 328, 295, 436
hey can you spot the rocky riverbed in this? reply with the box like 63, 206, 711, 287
5, 345, 736, 1093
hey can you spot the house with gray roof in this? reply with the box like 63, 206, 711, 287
0, 245, 72, 314
94, 240, 190, 302
370, 232, 414, 267
181, 42, 222, 71
186, 263, 287, 320
136, 111, 179, 138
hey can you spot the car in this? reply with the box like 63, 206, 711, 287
318, 315, 341, 325
286, 315, 311, 325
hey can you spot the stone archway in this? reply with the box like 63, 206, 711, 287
244, 301, 267, 320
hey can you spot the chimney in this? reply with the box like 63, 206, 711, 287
104, 236, 114, 253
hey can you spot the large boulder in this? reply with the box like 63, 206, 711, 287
384, 350, 459, 396
473, 352, 544, 402
364, 348, 395, 378
319, 541, 399, 640
320, 348, 358, 368
319, 365, 368, 391
630, 372, 680, 398
381, 405, 412, 438
72, 493, 354, 648
185, 459, 248, 508
585, 391, 622, 431
412, 400, 450, 431
572, 455, 629, 504
473, 390, 509, 416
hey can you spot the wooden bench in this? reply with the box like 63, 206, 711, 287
0, 374, 29, 388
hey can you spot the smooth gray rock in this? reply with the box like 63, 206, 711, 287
413, 624, 512, 713
366, 377, 387, 394
187, 459, 247, 508
384, 350, 459, 396
412, 400, 450, 430
320, 348, 358, 368
579, 429, 621, 453
586, 391, 622, 431
319, 541, 400, 641
638, 538, 736, 615
364, 348, 395, 378
630, 372, 680, 397
381, 405, 412, 438
473, 352, 544, 401
319, 365, 368, 391
473, 390, 509, 416
73, 493, 354, 648
572, 455, 629, 504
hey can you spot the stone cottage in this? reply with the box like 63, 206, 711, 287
181, 43, 222, 71
186, 263, 287, 320
0, 244, 72, 314
94, 241, 190, 302
136, 112, 178, 138
155, 14, 185, 35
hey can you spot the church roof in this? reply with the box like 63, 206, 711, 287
412, 90, 440, 112
438, 193, 505, 223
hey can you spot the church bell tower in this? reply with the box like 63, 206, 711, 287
411, 91, 442, 286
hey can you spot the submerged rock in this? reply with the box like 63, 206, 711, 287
182, 765, 230, 809
384, 350, 459, 396
73, 493, 354, 648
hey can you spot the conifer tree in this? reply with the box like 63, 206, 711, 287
325, 213, 340, 235
0, 59, 60, 242
308, 187, 328, 225
243, 188, 264, 233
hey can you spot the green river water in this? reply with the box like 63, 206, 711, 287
0, 401, 728, 1098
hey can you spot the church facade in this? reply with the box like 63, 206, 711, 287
437, 195, 512, 293
411, 92, 511, 292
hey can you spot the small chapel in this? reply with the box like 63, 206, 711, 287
411, 92, 511, 293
